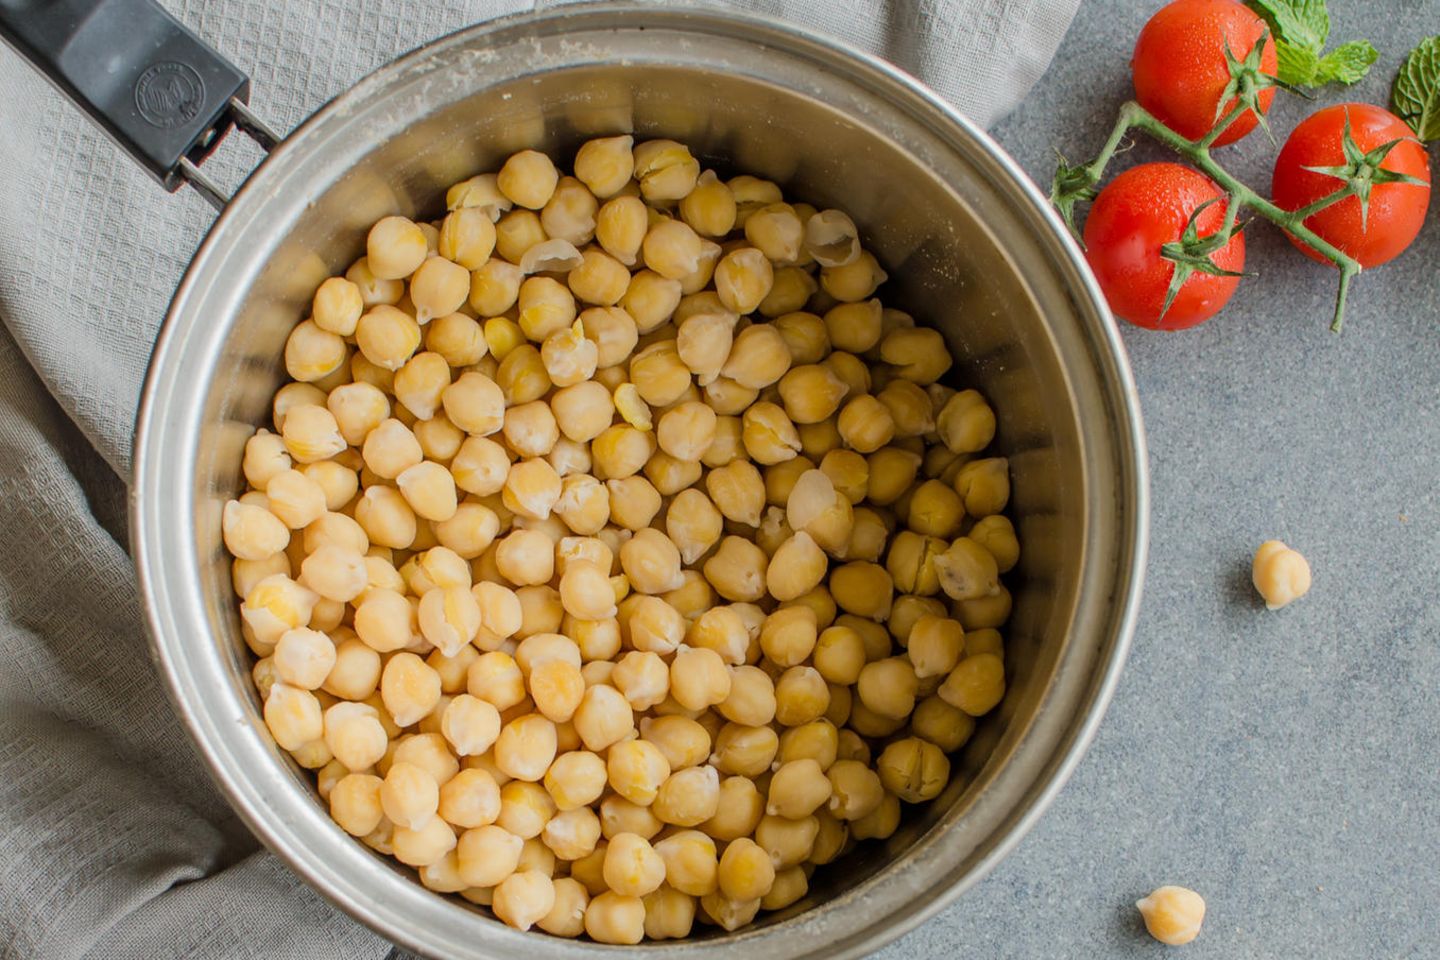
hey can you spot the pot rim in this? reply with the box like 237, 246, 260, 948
132, 4, 1148, 958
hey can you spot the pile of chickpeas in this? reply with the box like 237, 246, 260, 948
223, 135, 1018, 944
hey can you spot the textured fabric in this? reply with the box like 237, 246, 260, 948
0, 1, 1077, 957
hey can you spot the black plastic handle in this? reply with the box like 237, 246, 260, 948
0, 0, 250, 192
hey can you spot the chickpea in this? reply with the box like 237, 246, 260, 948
777, 719, 839, 772
541, 805, 603, 861
468, 650, 527, 711
497, 779, 558, 838
595, 195, 648, 266
640, 715, 712, 770
821, 250, 887, 302
911, 694, 975, 753
572, 683, 634, 752
702, 536, 769, 603
497, 150, 559, 209
652, 764, 721, 827
1137, 885, 1206, 946
958, 517, 1019, 584
330, 773, 385, 836
669, 646, 732, 711
876, 737, 950, 803
953, 457, 1009, 518
766, 758, 832, 819
620, 527, 685, 595
367, 215, 427, 280
1252, 540, 1311, 610
849, 790, 900, 841
627, 595, 686, 655
774, 666, 830, 728
584, 890, 646, 945
393, 815, 458, 868
574, 135, 635, 198
410, 256, 470, 323
605, 738, 671, 807
656, 401, 718, 462
936, 389, 996, 453
700, 892, 762, 932
853, 657, 916, 721
759, 606, 819, 667
742, 402, 802, 465
633, 139, 700, 202
687, 605, 750, 666
939, 652, 1005, 717
457, 823, 524, 887
537, 876, 590, 937
755, 813, 820, 869
933, 536, 1000, 602
492, 869, 556, 931
710, 722, 778, 778
706, 460, 765, 527
907, 615, 965, 678
437, 766, 502, 828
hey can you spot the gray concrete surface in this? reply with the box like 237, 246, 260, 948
874, 2, 1440, 957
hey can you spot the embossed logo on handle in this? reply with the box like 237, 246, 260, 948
134, 61, 205, 129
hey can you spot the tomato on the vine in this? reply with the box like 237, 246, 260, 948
1272, 103, 1431, 269
1084, 162, 1245, 330
1132, 0, 1277, 147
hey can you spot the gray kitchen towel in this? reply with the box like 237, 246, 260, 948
0, 1, 1078, 956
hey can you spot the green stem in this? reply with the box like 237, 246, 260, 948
1292, 185, 1354, 221
1196, 102, 1250, 151
1062, 101, 1364, 332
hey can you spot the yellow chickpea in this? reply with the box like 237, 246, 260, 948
876, 737, 950, 803
1136, 885, 1207, 945
1252, 540, 1312, 610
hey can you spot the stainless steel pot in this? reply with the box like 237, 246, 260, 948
6, 3, 1148, 957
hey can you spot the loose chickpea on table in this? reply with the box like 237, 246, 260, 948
222, 133, 1023, 943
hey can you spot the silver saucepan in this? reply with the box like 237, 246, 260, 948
1, 2, 1148, 957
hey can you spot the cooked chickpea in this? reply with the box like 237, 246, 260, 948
821, 250, 887, 302
1137, 885, 1206, 945
953, 457, 1009, 518
741, 402, 802, 465
653, 764, 720, 827
679, 169, 737, 237
592, 195, 648, 268
540, 176, 598, 247
497, 150, 559, 210
766, 758, 832, 819
330, 773, 385, 836
969, 514, 1020, 573
936, 389, 996, 453
939, 652, 1005, 717
876, 737, 949, 803
669, 646, 732, 711
933, 536, 1000, 602
656, 401, 717, 462
911, 694, 975, 753
457, 823, 524, 887
1252, 540, 1311, 610
585, 890, 646, 945
702, 536, 768, 603
367, 215, 427, 280
759, 606, 818, 667
773, 666, 830, 727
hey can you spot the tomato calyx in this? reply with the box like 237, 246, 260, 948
1051, 151, 1102, 240
1213, 28, 1298, 146
1157, 196, 1250, 320
1296, 107, 1427, 229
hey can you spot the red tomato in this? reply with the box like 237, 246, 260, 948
1084, 163, 1245, 330
1132, 0, 1277, 147
1272, 103, 1431, 268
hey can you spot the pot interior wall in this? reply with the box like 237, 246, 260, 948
190, 31, 1092, 942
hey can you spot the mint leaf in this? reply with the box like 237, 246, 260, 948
1315, 40, 1379, 85
1276, 40, 1321, 86
1246, 0, 1377, 89
1392, 36, 1440, 142
1247, 0, 1329, 52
